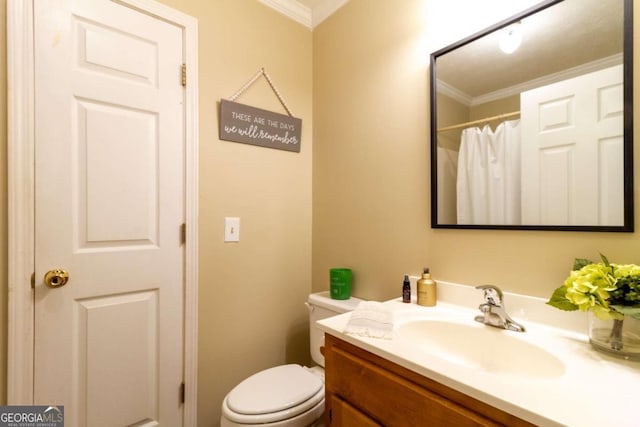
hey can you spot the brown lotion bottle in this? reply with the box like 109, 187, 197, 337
417, 268, 437, 306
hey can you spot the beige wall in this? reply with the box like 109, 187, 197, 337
436, 93, 468, 151
469, 94, 520, 121
0, 1, 312, 426
158, 2, 313, 425
312, 0, 640, 303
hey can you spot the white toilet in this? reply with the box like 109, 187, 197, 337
220, 291, 362, 427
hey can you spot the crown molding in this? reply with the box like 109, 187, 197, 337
436, 80, 473, 106
258, 0, 311, 28
437, 53, 623, 107
258, 0, 348, 29
470, 53, 623, 106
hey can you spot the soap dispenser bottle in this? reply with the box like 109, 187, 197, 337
417, 268, 437, 307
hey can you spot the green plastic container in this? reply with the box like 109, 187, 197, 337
330, 268, 352, 300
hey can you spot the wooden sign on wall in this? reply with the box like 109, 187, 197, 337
219, 99, 302, 152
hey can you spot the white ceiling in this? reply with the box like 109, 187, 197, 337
258, 0, 349, 29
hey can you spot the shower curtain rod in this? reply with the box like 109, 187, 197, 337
437, 110, 520, 133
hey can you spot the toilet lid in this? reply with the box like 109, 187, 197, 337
227, 364, 323, 415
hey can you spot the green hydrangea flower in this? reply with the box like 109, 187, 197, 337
547, 255, 640, 321
610, 263, 640, 307
563, 263, 621, 320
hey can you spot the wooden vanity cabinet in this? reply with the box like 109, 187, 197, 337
323, 334, 535, 427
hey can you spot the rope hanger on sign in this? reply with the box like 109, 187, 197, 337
228, 68, 294, 117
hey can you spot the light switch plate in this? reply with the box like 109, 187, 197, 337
224, 217, 240, 242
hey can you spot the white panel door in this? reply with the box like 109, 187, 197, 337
34, 0, 184, 426
520, 65, 624, 225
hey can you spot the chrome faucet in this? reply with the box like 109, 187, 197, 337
474, 285, 525, 332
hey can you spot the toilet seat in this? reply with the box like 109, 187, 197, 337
222, 364, 324, 424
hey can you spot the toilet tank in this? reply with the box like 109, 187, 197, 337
307, 291, 362, 367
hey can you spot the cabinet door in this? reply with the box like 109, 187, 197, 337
330, 395, 382, 427
326, 342, 500, 426
325, 335, 535, 427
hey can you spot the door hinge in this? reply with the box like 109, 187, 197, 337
180, 382, 185, 404
31, 272, 35, 289
181, 63, 187, 87
180, 223, 186, 245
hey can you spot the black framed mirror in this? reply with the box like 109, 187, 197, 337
430, 0, 633, 231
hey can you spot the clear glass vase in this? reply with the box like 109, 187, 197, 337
588, 312, 640, 360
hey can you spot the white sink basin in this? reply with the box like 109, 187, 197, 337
398, 319, 566, 378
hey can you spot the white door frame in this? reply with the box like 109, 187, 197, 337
6, 0, 199, 425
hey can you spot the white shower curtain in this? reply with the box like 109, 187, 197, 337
456, 120, 521, 225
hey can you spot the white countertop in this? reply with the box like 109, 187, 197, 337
316, 282, 640, 427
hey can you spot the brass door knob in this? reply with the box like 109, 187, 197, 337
44, 269, 69, 288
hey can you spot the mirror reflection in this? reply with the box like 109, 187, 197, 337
431, 0, 633, 231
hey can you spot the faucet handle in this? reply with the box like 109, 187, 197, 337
475, 285, 503, 306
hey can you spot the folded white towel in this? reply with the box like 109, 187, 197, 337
344, 301, 394, 340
